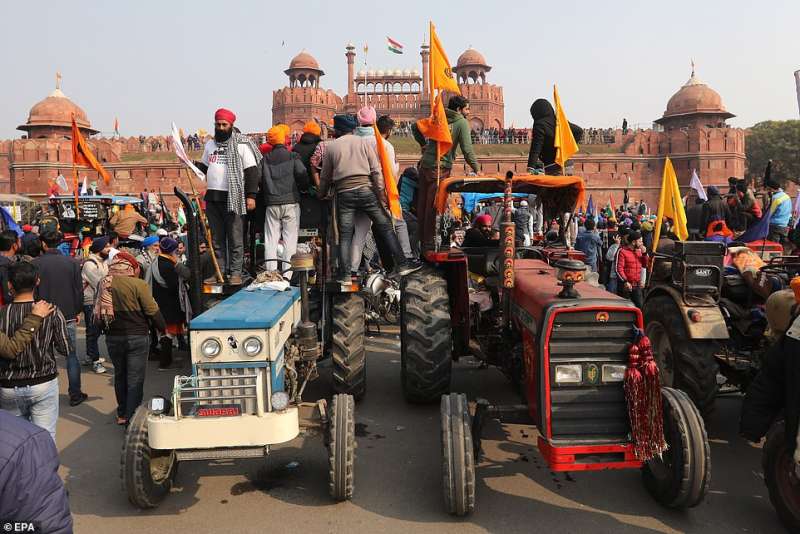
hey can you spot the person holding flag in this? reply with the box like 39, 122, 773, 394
526, 91, 583, 175
411, 23, 479, 252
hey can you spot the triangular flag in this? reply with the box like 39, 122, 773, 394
171, 122, 205, 180
587, 194, 594, 217
71, 115, 111, 184
415, 92, 453, 163
553, 84, 579, 171
80, 176, 88, 195
652, 157, 689, 252
55, 174, 68, 193
689, 169, 708, 201
428, 22, 461, 96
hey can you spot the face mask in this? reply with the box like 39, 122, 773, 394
214, 128, 232, 143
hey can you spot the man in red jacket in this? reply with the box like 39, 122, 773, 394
615, 230, 649, 308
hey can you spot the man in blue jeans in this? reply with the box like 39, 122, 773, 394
319, 114, 420, 283
0, 262, 70, 441
33, 230, 86, 406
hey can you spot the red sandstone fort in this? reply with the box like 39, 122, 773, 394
0, 45, 745, 208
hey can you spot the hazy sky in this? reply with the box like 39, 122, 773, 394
2, 0, 798, 139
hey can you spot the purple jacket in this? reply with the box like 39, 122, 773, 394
0, 411, 72, 533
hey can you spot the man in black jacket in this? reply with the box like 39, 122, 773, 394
33, 230, 86, 406
292, 121, 323, 232
527, 98, 584, 175
261, 126, 309, 278
700, 185, 731, 237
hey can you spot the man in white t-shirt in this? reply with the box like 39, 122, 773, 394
195, 108, 261, 285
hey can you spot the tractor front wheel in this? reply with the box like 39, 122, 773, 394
328, 393, 356, 501
121, 406, 178, 509
644, 295, 719, 417
763, 420, 800, 531
642, 387, 710, 509
331, 294, 366, 401
441, 393, 476, 516
401, 267, 452, 403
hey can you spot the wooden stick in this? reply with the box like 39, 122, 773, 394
182, 167, 224, 283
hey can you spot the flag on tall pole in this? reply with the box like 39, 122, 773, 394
387, 36, 404, 54
71, 115, 111, 185
415, 22, 460, 162
689, 169, 708, 201
652, 157, 689, 252
553, 84, 579, 172
114, 117, 120, 137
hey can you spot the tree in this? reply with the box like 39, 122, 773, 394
746, 120, 800, 186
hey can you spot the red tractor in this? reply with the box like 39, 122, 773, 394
400, 172, 710, 515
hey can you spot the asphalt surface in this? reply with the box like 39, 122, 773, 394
55, 325, 782, 534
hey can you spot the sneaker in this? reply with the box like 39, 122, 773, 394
96, 357, 106, 364
391, 260, 423, 279
92, 361, 106, 374
69, 392, 88, 407
203, 276, 219, 285
228, 274, 243, 285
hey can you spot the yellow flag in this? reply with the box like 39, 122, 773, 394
553, 84, 579, 170
428, 22, 460, 95
652, 157, 689, 252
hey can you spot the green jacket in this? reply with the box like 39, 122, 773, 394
413, 108, 480, 172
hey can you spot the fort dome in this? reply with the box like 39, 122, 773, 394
288, 51, 321, 71
456, 48, 489, 68
18, 87, 97, 135
660, 69, 733, 121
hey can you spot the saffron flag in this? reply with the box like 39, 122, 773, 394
689, 169, 708, 201
428, 22, 460, 96
415, 92, 453, 161
71, 116, 111, 184
387, 36, 403, 54
652, 157, 689, 252
553, 85, 579, 171
373, 125, 402, 219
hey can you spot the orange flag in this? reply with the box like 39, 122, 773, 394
71, 115, 111, 184
428, 22, 461, 96
373, 125, 402, 219
415, 92, 452, 162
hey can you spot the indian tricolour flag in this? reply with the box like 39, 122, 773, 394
387, 37, 403, 54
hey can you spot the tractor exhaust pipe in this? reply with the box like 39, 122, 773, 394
291, 252, 320, 361
501, 171, 515, 330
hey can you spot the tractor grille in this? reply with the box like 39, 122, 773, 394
180, 366, 269, 415
547, 309, 636, 441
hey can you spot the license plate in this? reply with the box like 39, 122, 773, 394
196, 404, 241, 417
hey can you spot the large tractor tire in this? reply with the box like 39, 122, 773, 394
441, 393, 476, 516
401, 267, 452, 403
328, 393, 356, 501
121, 406, 178, 509
763, 420, 800, 531
642, 387, 711, 509
644, 295, 719, 417
331, 293, 366, 401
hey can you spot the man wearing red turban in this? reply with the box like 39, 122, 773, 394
193, 108, 262, 285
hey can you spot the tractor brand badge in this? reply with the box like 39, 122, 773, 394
586, 363, 599, 384
595, 312, 609, 323
694, 268, 712, 277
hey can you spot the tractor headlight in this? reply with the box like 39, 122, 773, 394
243, 336, 263, 357
601, 364, 627, 383
149, 396, 169, 415
271, 391, 290, 412
554, 364, 582, 385
200, 337, 222, 358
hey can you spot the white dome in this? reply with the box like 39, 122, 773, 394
357, 70, 366, 77
367, 70, 376, 76
411, 69, 420, 76
376, 70, 385, 76
403, 69, 411, 76
391, 69, 400, 76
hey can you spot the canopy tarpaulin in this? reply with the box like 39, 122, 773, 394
435, 174, 586, 219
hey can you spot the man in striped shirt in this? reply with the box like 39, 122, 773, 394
0, 262, 69, 442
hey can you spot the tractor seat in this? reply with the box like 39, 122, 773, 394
460, 247, 501, 277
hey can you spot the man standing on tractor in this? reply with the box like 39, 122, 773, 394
526, 98, 583, 175
194, 108, 262, 286
615, 230, 649, 308
412, 96, 480, 253
319, 114, 420, 284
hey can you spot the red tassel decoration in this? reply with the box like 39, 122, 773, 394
624, 335, 668, 461
624, 343, 647, 460
639, 336, 667, 459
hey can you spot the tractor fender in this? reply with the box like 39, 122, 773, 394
646, 286, 729, 340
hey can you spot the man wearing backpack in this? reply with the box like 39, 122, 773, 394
81, 236, 110, 374
259, 125, 309, 278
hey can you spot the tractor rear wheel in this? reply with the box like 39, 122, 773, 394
763, 420, 800, 531
441, 393, 475, 516
121, 406, 178, 509
401, 267, 452, 403
644, 295, 719, 417
328, 393, 356, 501
331, 294, 366, 401
642, 387, 710, 509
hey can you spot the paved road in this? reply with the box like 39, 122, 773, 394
56, 326, 781, 534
